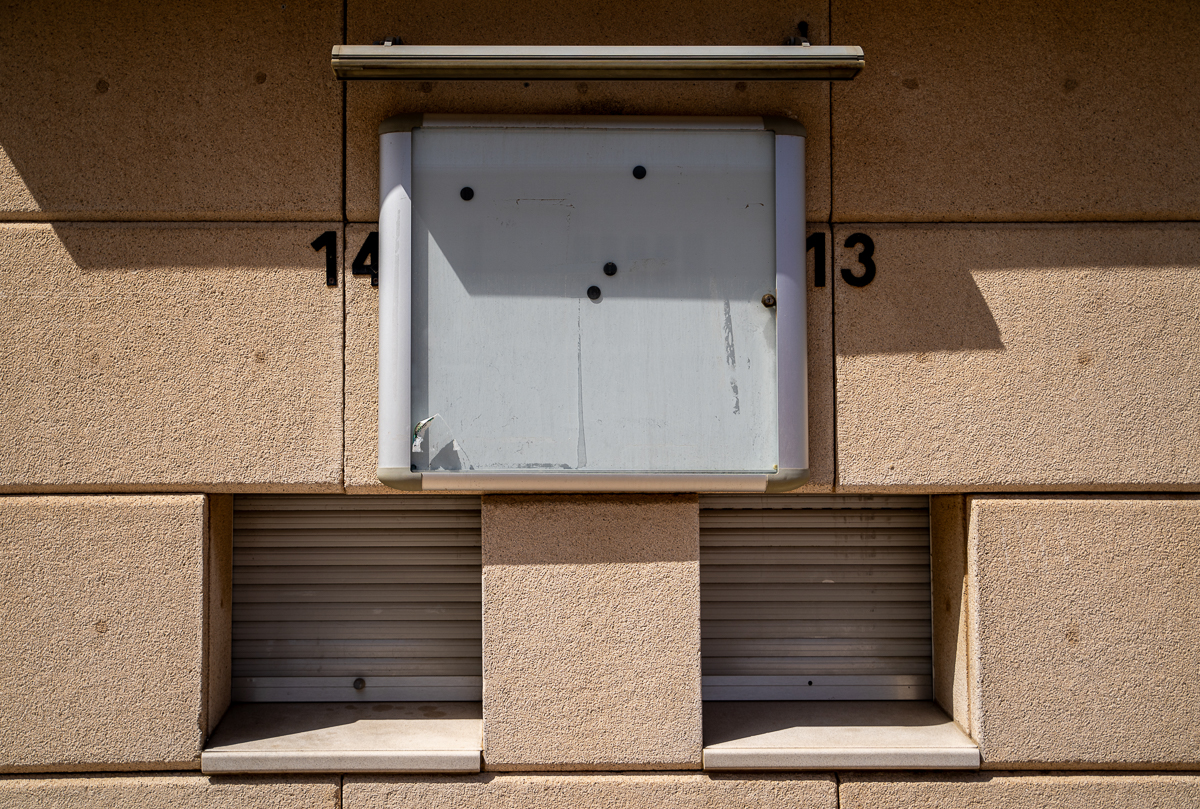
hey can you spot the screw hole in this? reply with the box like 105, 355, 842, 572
587, 285, 602, 301
460, 187, 474, 201
603, 262, 617, 276
632, 165, 647, 179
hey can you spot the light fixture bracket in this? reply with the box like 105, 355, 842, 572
331, 44, 864, 81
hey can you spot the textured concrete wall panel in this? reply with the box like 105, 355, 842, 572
841, 772, 1200, 808
831, 0, 1200, 221
346, 773, 836, 809
835, 224, 1200, 491
482, 495, 702, 769
0, 774, 340, 809
968, 496, 1200, 766
345, 0, 831, 222
0, 224, 343, 492
0, 0, 342, 220
0, 496, 207, 772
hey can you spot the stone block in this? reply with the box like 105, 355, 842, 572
345, 0, 831, 222
831, 0, 1200, 221
0, 774, 339, 808
0, 496, 207, 771
834, 223, 1200, 491
0, 0, 342, 220
0, 224, 343, 492
968, 496, 1200, 766
481, 495, 701, 769
346, 773, 836, 809
841, 772, 1200, 808
343, 225, 834, 494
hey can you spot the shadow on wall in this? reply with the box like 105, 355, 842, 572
0, 0, 343, 221
834, 223, 1200, 356
834, 258, 1005, 356
47, 222, 336, 273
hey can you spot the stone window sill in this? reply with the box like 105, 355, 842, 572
201, 702, 482, 774
702, 701, 979, 770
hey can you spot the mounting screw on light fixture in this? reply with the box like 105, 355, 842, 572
353, 677, 366, 690
785, 22, 811, 47
762, 293, 777, 308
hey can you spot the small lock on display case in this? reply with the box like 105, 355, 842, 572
377, 114, 808, 492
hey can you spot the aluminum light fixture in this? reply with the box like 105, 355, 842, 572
331, 45, 864, 81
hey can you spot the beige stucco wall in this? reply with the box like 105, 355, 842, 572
0, 496, 209, 772
0, 224, 343, 492
1, 0, 1199, 794
967, 496, 1200, 767
0, 0, 342, 221
834, 224, 1200, 492
346, 773, 836, 809
0, 774, 340, 809
831, 0, 1200, 222
841, 772, 1200, 808
481, 495, 702, 770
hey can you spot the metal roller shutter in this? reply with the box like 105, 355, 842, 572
700, 494, 932, 700
231, 495, 482, 702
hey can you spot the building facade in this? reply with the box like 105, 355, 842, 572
2, 0, 1198, 807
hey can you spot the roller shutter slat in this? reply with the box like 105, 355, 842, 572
701, 565, 930, 584
701, 583, 930, 601
233, 620, 483, 640
232, 657, 483, 677
232, 495, 483, 701
703, 637, 932, 656
234, 566, 481, 585
234, 584, 481, 602
234, 548, 481, 566
702, 602, 931, 621
701, 657, 934, 675
700, 547, 926, 565
232, 638, 481, 658
700, 494, 931, 700
702, 619, 932, 639
234, 529, 482, 547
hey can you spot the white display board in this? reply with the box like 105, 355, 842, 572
379, 115, 807, 492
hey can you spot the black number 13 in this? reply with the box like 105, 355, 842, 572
840, 233, 876, 287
